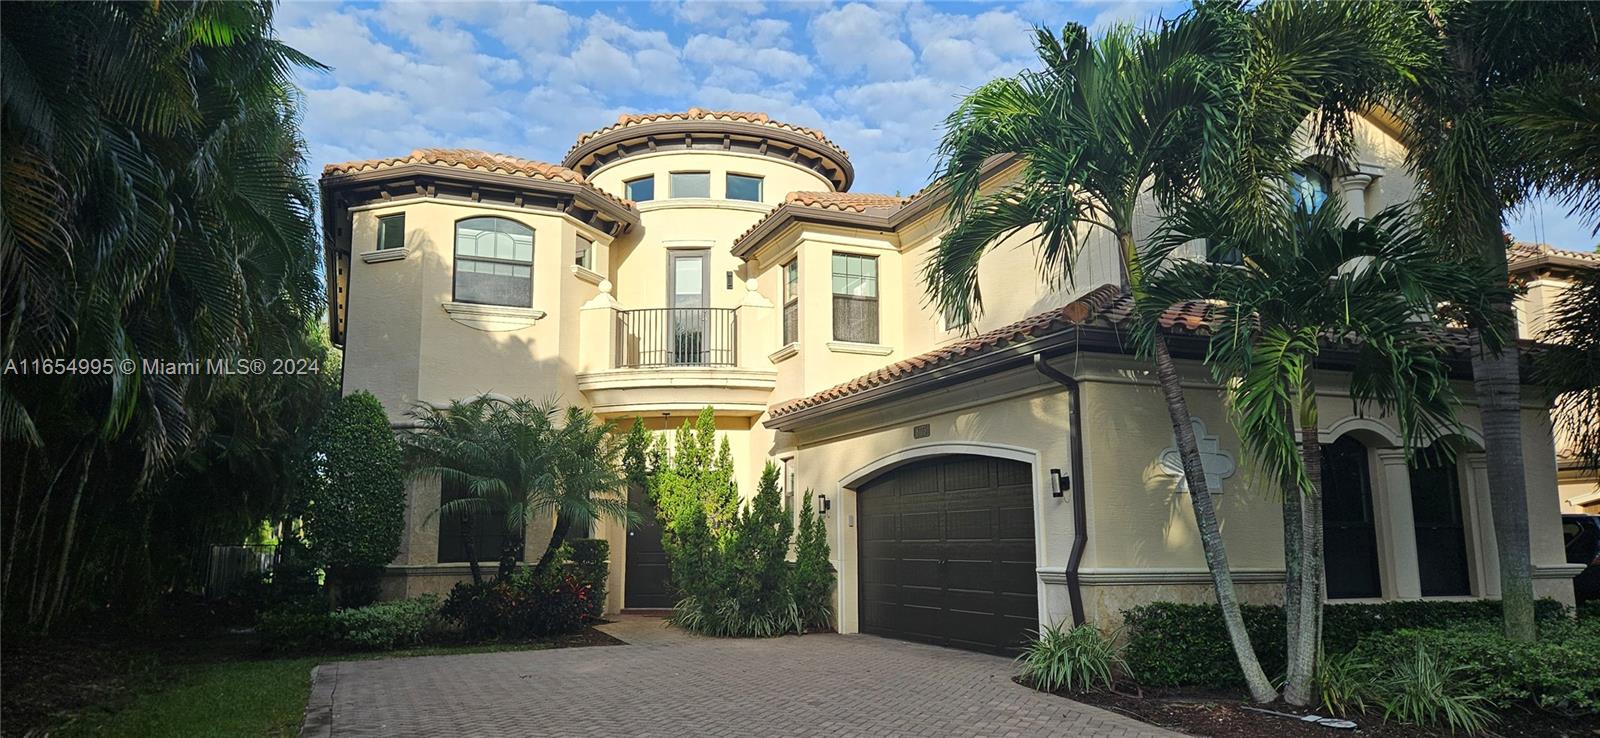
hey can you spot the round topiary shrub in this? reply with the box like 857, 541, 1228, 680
301, 391, 405, 605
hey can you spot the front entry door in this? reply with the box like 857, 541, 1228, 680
624, 483, 674, 609
668, 251, 708, 364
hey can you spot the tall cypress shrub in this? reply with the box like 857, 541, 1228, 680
722, 464, 797, 635
301, 391, 405, 606
792, 492, 835, 631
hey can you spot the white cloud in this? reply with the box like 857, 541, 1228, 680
808, 3, 915, 81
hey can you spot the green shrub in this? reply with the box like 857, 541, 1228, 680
1376, 642, 1496, 733
1122, 599, 1568, 689
1316, 650, 1376, 717
791, 493, 835, 632
564, 539, 609, 619
331, 595, 441, 650
301, 391, 405, 605
672, 464, 801, 637
440, 566, 593, 640
259, 603, 336, 652
1017, 624, 1125, 693
1357, 621, 1600, 715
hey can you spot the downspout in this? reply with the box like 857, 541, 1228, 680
1033, 354, 1088, 627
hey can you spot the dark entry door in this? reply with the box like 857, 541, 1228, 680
624, 484, 674, 609
857, 455, 1037, 654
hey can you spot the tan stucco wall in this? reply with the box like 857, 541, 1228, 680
781, 353, 1576, 631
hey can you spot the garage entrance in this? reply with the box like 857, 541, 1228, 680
857, 454, 1038, 654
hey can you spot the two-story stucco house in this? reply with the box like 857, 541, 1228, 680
322, 108, 1587, 654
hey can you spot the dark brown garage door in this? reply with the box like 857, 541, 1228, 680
858, 455, 1038, 654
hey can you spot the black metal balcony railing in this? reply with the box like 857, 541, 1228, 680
616, 307, 737, 368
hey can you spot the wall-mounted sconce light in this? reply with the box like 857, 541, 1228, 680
817, 494, 831, 513
1050, 468, 1070, 498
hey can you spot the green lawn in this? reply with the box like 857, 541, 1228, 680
54, 641, 577, 738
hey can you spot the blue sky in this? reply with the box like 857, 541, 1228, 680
278, 0, 1595, 250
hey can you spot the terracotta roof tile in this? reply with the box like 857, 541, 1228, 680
1507, 241, 1600, 269
783, 191, 910, 213
766, 285, 1505, 422
321, 148, 634, 210
568, 108, 849, 160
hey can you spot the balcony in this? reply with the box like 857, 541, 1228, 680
577, 301, 777, 417
615, 307, 737, 367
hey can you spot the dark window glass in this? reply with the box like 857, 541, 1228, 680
378, 214, 406, 250
1409, 444, 1471, 596
1321, 436, 1381, 598
670, 171, 710, 198
831, 253, 878, 343
727, 174, 763, 202
437, 477, 524, 563
454, 217, 533, 307
625, 176, 654, 202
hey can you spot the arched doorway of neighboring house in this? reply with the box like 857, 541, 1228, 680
855, 454, 1036, 655
1321, 434, 1382, 599
1409, 441, 1473, 597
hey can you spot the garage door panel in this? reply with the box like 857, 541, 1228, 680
858, 455, 1038, 655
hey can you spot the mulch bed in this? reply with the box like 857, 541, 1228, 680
1022, 680, 1600, 738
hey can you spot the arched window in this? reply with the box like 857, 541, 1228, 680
1409, 442, 1471, 596
454, 217, 533, 307
1321, 435, 1381, 598
1288, 165, 1332, 212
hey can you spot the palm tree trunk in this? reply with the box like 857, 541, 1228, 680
460, 515, 482, 586
532, 514, 573, 577
1151, 334, 1278, 703
1465, 209, 1535, 641
1285, 392, 1325, 706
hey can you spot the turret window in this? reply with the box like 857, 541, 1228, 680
625, 176, 654, 202
727, 173, 764, 202
670, 171, 710, 198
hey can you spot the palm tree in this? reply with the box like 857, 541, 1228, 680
530, 407, 637, 577
1537, 268, 1600, 483
923, 12, 1281, 701
1, 1, 327, 629
1139, 197, 1508, 704
924, 3, 1412, 701
400, 398, 634, 585
1388, 0, 1600, 641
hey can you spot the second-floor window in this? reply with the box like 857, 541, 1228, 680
575, 235, 594, 270
670, 171, 710, 198
782, 260, 798, 345
1289, 165, 1331, 213
831, 253, 878, 344
454, 217, 533, 308
625, 175, 654, 202
727, 173, 763, 202
377, 213, 405, 250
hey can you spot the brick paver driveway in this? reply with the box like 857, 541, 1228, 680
301, 615, 1182, 738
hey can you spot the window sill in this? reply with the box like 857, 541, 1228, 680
826, 341, 892, 356
637, 198, 773, 214
570, 264, 604, 285
768, 343, 799, 364
441, 301, 546, 332
360, 247, 410, 264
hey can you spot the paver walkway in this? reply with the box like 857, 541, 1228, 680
301, 615, 1183, 737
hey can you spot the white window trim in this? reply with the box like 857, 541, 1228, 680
768, 343, 799, 363
441, 301, 546, 332
361, 247, 410, 264
826, 341, 892, 356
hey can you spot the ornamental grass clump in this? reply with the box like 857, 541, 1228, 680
1377, 643, 1496, 734
1016, 624, 1126, 693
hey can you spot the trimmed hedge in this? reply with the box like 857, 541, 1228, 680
1124, 599, 1569, 688
1358, 620, 1600, 714
330, 595, 441, 650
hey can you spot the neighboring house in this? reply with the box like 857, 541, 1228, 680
1507, 242, 1600, 514
322, 108, 1583, 654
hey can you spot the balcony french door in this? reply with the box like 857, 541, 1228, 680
670, 251, 709, 364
